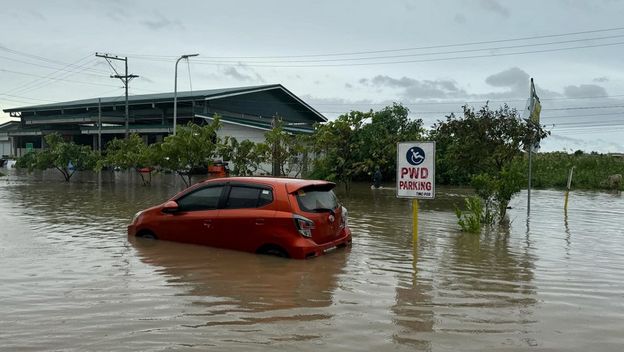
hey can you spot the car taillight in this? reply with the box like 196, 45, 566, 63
293, 214, 315, 238
341, 206, 348, 228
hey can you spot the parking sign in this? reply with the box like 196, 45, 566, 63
396, 142, 435, 199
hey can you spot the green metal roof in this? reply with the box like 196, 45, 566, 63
3, 84, 327, 122
3, 85, 273, 111
0, 121, 21, 133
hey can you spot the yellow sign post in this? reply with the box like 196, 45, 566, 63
397, 142, 435, 244
412, 199, 419, 241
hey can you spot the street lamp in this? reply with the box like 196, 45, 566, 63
173, 53, 199, 136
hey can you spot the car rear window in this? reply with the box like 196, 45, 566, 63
296, 187, 338, 213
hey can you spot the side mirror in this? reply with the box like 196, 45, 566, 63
162, 200, 179, 214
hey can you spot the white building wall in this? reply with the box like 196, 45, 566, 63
217, 123, 272, 175
217, 123, 267, 144
0, 136, 11, 157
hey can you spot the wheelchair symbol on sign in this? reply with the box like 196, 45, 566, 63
406, 146, 425, 166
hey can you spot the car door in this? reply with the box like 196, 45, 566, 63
157, 184, 225, 246
218, 184, 276, 252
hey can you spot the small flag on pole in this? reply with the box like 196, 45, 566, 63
528, 78, 541, 124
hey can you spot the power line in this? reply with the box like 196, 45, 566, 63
0, 68, 121, 88
123, 26, 624, 60
183, 34, 624, 64
9, 57, 104, 96
0, 93, 57, 103
181, 41, 624, 67
0, 53, 107, 77
544, 104, 624, 111
0, 46, 108, 75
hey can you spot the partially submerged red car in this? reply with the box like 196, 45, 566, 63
128, 177, 352, 259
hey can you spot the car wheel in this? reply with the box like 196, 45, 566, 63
257, 245, 289, 258
137, 230, 157, 240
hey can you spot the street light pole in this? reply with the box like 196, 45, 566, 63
173, 53, 199, 136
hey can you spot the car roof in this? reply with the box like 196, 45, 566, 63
201, 176, 335, 193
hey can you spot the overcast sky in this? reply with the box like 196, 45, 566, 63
1, 0, 624, 152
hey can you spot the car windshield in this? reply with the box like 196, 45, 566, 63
296, 187, 338, 213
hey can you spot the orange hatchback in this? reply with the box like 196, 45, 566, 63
128, 177, 352, 259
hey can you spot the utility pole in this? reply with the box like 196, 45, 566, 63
95, 53, 139, 139
98, 98, 102, 154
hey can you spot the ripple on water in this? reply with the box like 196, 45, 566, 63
1, 175, 623, 351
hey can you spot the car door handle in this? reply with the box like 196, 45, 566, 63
255, 219, 265, 225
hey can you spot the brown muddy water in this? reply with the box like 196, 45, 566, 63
1, 169, 623, 351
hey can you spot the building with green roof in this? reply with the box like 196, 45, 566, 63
2, 84, 326, 157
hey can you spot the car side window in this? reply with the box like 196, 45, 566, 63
177, 186, 223, 211
225, 186, 273, 209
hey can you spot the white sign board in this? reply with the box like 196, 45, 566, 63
396, 141, 435, 199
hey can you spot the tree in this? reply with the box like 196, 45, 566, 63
312, 110, 369, 192
431, 104, 548, 186
359, 103, 424, 180
309, 103, 423, 190
218, 136, 270, 176
431, 104, 549, 224
100, 134, 159, 185
264, 117, 308, 177
157, 117, 222, 187
15, 133, 97, 182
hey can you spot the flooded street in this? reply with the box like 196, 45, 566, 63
1, 170, 623, 351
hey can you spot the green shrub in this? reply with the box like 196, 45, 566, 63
455, 196, 485, 233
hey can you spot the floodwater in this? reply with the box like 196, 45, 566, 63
1, 170, 623, 351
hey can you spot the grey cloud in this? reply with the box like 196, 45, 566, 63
223, 67, 252, 81
141, 12, 185, 30
479, 0, 510, 17
563, 84, 607, 98
222, 66, 265, 83
485, 67, 530, 89
28, 10, 46, 21
363, 75, 464, 99
345, 83, 353, 89
454, 14, 467, 24
299, 95, 379, 118
107, 9, 131, 23
403, 1, 417, 11
593, 76, 609, 83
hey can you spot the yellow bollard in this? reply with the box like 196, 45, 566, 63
564, 166, 575, 213
412, 199, 419, 242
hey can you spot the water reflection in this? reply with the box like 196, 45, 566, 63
391, 243, 434, 350
129, 236, 348, 322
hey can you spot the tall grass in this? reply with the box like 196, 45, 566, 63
526, 152, 624, 190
